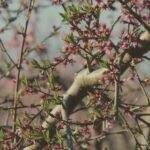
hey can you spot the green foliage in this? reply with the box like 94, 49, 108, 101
42, 59, 53, 69
0, 0, 149, 149
99, 60, 111, 68
21, 75, 28, 87
64, 33, 75, 43
32, 59, 41, 69
56, 130, 64, 146
0, 130, 5, 142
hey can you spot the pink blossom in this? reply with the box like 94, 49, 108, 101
52, 0, 62, 5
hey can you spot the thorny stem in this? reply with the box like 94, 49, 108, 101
13, 0, 35, 146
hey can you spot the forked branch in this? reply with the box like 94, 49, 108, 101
24, 31, 150, 149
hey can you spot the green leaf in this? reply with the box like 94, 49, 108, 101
47, 73, 54, 89
59, 13, 69, 22
56, 130, 64, 146
32, 129, 44, 140
24, 112, 31, 120
42, 98, 57, 111
60, 5, 80, 23
16, 118, 23, 128
82, 4, 93, 13
32, 59, 41, 69
99, 60, 111, 68
43, 59, 53, 68
59, 11, 72, 22
0, 130, 5, 141
33, 79, 40, 88
95, 7, 101, 18
21, 75, 28, 87
64, 33, 75, 43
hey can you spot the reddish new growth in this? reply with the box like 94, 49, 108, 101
56, 120, 65, 129
0, 0, 8, 8
52, 0, 62, 5
80, 126, 91, 138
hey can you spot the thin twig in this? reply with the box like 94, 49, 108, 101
118, 0, 150, 32
0, 40, 17, 67
0, 65, 15, 80
90, 129, 128, 141
108, 15, 121, 38
119, 112, 143, 150
13, 0, 35, 146
113, 70, 120, 120
24, 31, 150, 149
135, 116, 150, 149
134, 68, 150, 105
143, 56, 150, 61
0, 104, 40, 111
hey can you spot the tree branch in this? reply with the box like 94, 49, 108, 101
24, 31, 150, 149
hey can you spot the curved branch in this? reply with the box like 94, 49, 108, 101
24, 31, 150, 149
